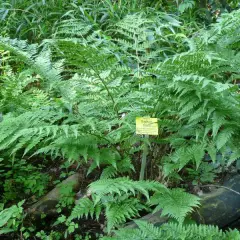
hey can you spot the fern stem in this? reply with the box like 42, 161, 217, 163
139, 135, 149, 181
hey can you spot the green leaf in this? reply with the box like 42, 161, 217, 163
216, 129, 233, 150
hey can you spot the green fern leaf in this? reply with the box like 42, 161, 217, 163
216, 129, 233, 150
106, 198, 145, 232
149, 188, 200, 223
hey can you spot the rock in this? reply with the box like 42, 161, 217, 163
27, 173, 81, 217
192, 174, 240, 228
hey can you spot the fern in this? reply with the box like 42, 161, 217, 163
89, 177, 166, 200
0, 37, 63, 89
68, 198, 101, 221
178, 0, 195, 14
105, 198, 145, 232
68, 178, 167, 232
108, 11, 182, 66
149, 188, 200, 223
216, 128, 234, 150
100, 157, 134, 179
0, 68, 50, 113
102, 221, 240, 240
68, 178, 200, 232
1, 8, 240, 239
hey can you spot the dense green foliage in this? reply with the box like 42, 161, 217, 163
0, 0, 240, 239
102, 221, 240, 240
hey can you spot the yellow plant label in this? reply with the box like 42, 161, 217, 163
136, 117, 158, 136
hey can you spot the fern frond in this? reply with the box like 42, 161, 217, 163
149, 188, 200, 223
216, 128, 234, 150
106, 198, 145, 232
0, 37, 63, 88
68, 198, 101, 221
89, 177, 167, 200
102, 221, 239, 240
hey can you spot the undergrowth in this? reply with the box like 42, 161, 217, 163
0, 1, 240, 239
